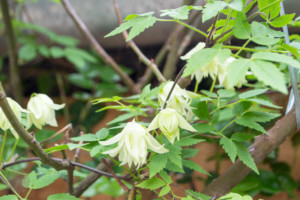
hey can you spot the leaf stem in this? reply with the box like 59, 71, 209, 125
25, 187, 32, 199
0, 130, 7, 163
0, 171, 23, 200
235, 38, 251, 56
220, 118, 236, 134
6, 137, 19, 162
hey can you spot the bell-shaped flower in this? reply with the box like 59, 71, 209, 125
27, 93, 65, 129
0, 98, 27, 138
148, 108, 196, 144
99, 120, 168, 168
180, 42, 205, 60
158, 81, 197, 116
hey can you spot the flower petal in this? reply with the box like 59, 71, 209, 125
177, 113, 196, 132
145, 133, 168, 154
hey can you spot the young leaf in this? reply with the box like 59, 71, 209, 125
220, 137, 237, 163
257, 0, 282, 20
270, 14, 295, 27
105, 14, 157, 41
233, 12, 251, 39
239, 89, 268, 99
136, 177, 166, 190
250, 60, 287, 94
0, 195, 18, 200
159, 185, 171, 197
235, 142, 259, 174
226, 59, 251, 88
148, 153, 168, 178
182, 159, 210, 175
47, 193, 81, 200
202, 1, 227, 22
251, 52, 300, 69
235, 117, 268, 134
176, 137, 205, 147
228, 0, 244, 11
160, 5, 202, 20
251, 22, 280, 45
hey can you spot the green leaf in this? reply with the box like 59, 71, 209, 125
0, 195, 18, 200
235, 117, 268, 134
47, 193, 81, 200
32, 173, 60, 189
148, 153, 168, 178
258, 0, 282, 20
239, 89, 268, 99
136, 177, 166, 190
159, 171, 172, 184
220, 137, 237, 163
68, 74, 93, 89
226, 59, 251, 88
165, 160, 184, 173
51, 35, 79, 46
231, 132, 254, 142
160, 5, 202, 20
192, 100, 210, 121
250, 60, 287, 94
107, 113, 135, 125
37, 45, 50, 57
19, 43, 37, 61
270, 14, 295, 27
251, 52, 300, 69
176, 137, 205, 147
182, 159, 210, 175
71, 134, 98, 142
159, 185, 171, 197
251, 22, 280, 45
95, 128, 109, 140
232, 101, 253, 116
228, 0, 244, 11
202, 1, 227, 22
217, 89, 236, 98
192, 123, 215, 133
183, 47, 231, 77
105, 14, 157, 41
44, 144, 69, 154
242, 111, 280, 122
166, 145, 182, 168
247, 98, 281, 109
49, 46, 65, 58
186, 190, 211, 200
182, 148, 199, 158
67, 143, 87, 151
235, 142, 259, 174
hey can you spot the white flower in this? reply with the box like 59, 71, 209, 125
148, 108, 196, 144
180, 42, 205, 60
0, 98, 27, 138
191, 57, 220, 83
27, 93, 65, 129
99, 120, 168, 168
158, 81, 196, 116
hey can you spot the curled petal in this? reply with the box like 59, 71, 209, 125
145, 133, 168, 154
176, 113, 196, 132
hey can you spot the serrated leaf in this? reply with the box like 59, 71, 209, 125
251, 52, 300, 69
242, 111, 280, 122
247, 98, 281, 109
202, 1, 227, 22
251, 22, 280, 45
165, 160, 184, 173
107, 113, 135, 125
192, 123, 215, 133
235, 142, 259, 174
235, 117, 268, 134
231, 132, 254, 142
160, 5, 202, 20
192, 100, 210, 121
159, 185, 171, 197
258, 0, 282, 20
136, 177, 166, 190
0, 195, 18, 200
182, 159, 210, 175
33, 173, 60, 189
228, 0, 244, 11
250, 60, 287, 94
71, 134, 98, 142
159, 171, 172, 184
105, 15, 157, 41
182, 148, 199, 158
239, 89, 268, 99
166, 145, 182, 168
47, 193, 81, 200
186, 190, 211, 200
220, 137, 237, 163
148, 153, 168, 178
270, 14, 295, 28
176, 137, 205, 146
232, 101, 252, 116
226, 59, 251, 88
217, 89, 236, 98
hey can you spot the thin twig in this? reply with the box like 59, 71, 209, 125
102, 158, 129, 192
67, 160, 74, 195
171, 183, 201, 200
112, 0, 166, 86
61, 0, 139, 94
56, 73, 71, 124
73, 131, 83, 163
40, 124, 72, 145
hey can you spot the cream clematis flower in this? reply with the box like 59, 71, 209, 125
99, 120, 168, 168
27, 93, 65, 129
0, 98, 27, 138
148, 108, 196, 144
180, 42, 205, 60
158, 81, 196, 116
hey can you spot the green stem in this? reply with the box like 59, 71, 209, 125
220, 8, 232, 41
235, 39, 251, 56
210, 100, 240, 115
0, 130, 7, 163
210, 77, 217, 92
25, 187, 32, 199
194, 81, 200, 93
220, 118, 236, 134
0, 171, 23, 199
258, 0, 282, 13
223, 45, 288, 54
5, 168, 27, 176
6, 137, 19, 162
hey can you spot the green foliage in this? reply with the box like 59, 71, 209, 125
227, 59, 251, 88
136, 177, 166, 190
22, 170, 60, 189
182, 159, 209, 175
47, 193, 81, 200
235, 142, 259, 174
160, 5, 202, 20
0, 195, 18, 200
220, 137, 237, 163
176, 137, 205, 147
251, 22, 280, 45
270, 14, 295, 27
148, 153, 168, 178
202, 1, 227, 22
192, 100, 211, 121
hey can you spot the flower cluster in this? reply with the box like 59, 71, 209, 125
0, 93, 65, 138
100, 81, 196, 168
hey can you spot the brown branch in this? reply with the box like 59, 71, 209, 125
202, 109, 297, 198
0, 83, 69, 171
60, 0, 139, 94
102, 158, 129, 192
67, 160, 74, 195
111, 0, 166, 86
0, 0, 23, 104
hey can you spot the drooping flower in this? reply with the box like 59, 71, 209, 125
27, 93, 65, 129
0, 98, 27, 138
158, 81, 197, 116
180, 42, 205, 60
148, 108, 196, 144
99, 120, 168, 168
